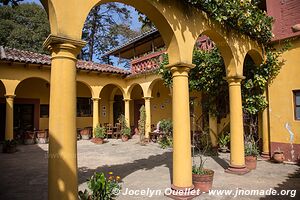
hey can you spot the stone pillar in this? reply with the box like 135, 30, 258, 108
209, 113, 218, 147
123, 98, 131, 127
92, 97, 100, 135
109, 100, 114, 125
144, 97, 152, 138
43, 35, 85, 200
226, 76, 249, 174
261, 91, 270, 159
5, 94, 16, 140
167, 64, 195, 198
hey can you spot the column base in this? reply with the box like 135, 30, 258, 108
261, 152, 271, 160
225, 164, 250, 175
165, 185, 200, 200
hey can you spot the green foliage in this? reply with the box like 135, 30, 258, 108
158, 119, 173, 149
118, 114, 131, 137
218, 132, 230, 147
94, 124, 106, 139
159, 48, 228, 118
79, 172, 121, 200
0, 3, 50, 53
138, 105, 146, 142
121, 127, 131, 137
244, 136, 259, 156
185, 0, 273, 44
0, 0, 23, 6
159, 119, 173, 134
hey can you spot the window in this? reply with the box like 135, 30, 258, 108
294, 91, 300, 120
40, 104, 49, 118
77, 97, 92, 117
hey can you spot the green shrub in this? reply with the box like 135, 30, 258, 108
78, 172, 121, 200
94, 124, 106, 139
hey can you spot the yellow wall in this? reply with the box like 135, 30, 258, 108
269, 38, 300, 144
151, 81, 172, 125
16, 78, 50, 103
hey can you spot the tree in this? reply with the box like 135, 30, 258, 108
0, 3, 50, 53
0, 0, 23, 6
81, 3, 139, 62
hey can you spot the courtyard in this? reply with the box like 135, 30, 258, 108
0, 138, 299, 200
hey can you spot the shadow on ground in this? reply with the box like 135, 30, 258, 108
259, 165, 300, 200
78, 151, 173, 184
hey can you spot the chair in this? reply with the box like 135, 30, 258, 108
114, 123, 121, 139
106, 124, 113, 139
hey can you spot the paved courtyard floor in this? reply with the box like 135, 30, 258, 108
0, 138, 299, 200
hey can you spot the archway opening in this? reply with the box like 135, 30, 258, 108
14, 78, 50, 137
100, 84, 125, 126
76, 81, 93, 129
0, 80, 6, 141
242, 52, 264, 150
129, 84, 143, 131
190, 34, 230, 144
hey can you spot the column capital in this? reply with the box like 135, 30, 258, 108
166, 62, 195, 78
43, 34, 86, 60
225, 75, 245, 85
123, 98, 132, 102
91, 97, 100, 101
143, 96, 153, 101
4, 94, 16, 99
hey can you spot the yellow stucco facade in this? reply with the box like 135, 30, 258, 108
267, 38, 300, 161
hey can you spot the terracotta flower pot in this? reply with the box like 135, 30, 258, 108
273, 151, 285, 163
80, 129, 91, 140
91, 138, 104, 144
192, 169, 214, 193
121, 135, 129, 142
245, 155, 257, 170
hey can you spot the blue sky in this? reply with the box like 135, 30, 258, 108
23, 0, 142, 67
23, 0, 142, 30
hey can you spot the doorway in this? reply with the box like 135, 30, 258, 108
134, 100, 145, 130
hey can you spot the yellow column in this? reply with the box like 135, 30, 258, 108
124, 98, 131, 127
209, 113, 218, 147
92, 97, 100, 136
144, 97, 152, 139
109, 100, 114, 125
261, 91, 270, 159
226, 76, 249, 174
44, 35, 85, 200
168, 64, 194, 193
5, 94, 15, 140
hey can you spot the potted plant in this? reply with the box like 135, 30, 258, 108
192, 127, 215, 193
78, 172, 121, 200
2, 139, 17, 153
244, 137, 259, 170
218, 132, 230, 153
91, 124, 106, 144
192, 156, 214, 193
24, 131, 35, 145
80, 127, 91, 140
121, 127, 131, 142
272, 148, 285, 163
